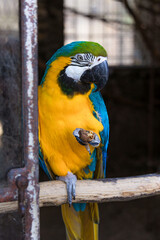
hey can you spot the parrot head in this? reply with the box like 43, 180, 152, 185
42, 41, 109, 96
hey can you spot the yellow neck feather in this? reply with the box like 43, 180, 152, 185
42, 56, 71, 95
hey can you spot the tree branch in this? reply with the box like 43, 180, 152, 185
0, 174, 160, 213
64, 7, 133, 26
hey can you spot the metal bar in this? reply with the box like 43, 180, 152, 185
20, 0, 39, 239
0, 167, 27, 203
0, 0, 39, 239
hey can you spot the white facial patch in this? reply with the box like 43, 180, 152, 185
65, 65, 88, 82
65, 56, 108, 82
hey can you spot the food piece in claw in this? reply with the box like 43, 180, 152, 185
73, 128, 101, 155
57, 172, 77, 206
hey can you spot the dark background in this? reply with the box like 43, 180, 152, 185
0, 0, 160, 239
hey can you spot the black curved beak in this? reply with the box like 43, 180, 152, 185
80, 60, 109, 91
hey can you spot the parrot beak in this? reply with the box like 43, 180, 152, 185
80, 59, 109, 91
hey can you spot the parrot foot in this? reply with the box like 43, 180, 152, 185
57, 172, 77, 206
73, 128, 100, 154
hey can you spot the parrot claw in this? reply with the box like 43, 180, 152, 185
88, 133, 100, 147
58, 172, 77, 205
73, 128, 100, 154
73, 128, 86, 145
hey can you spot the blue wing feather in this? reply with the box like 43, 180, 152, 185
39, 146, 52, 179
89, 88, 109, 177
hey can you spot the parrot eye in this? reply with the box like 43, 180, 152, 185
77, 54, 83, 61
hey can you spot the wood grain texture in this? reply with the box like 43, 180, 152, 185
1, 174, 160, 213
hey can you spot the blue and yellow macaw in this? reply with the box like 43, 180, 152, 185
38, 41, 109, 240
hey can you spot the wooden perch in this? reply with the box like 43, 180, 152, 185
0, 174, 160, 214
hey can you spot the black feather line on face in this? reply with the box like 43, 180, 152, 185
58, 67, 91, 97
